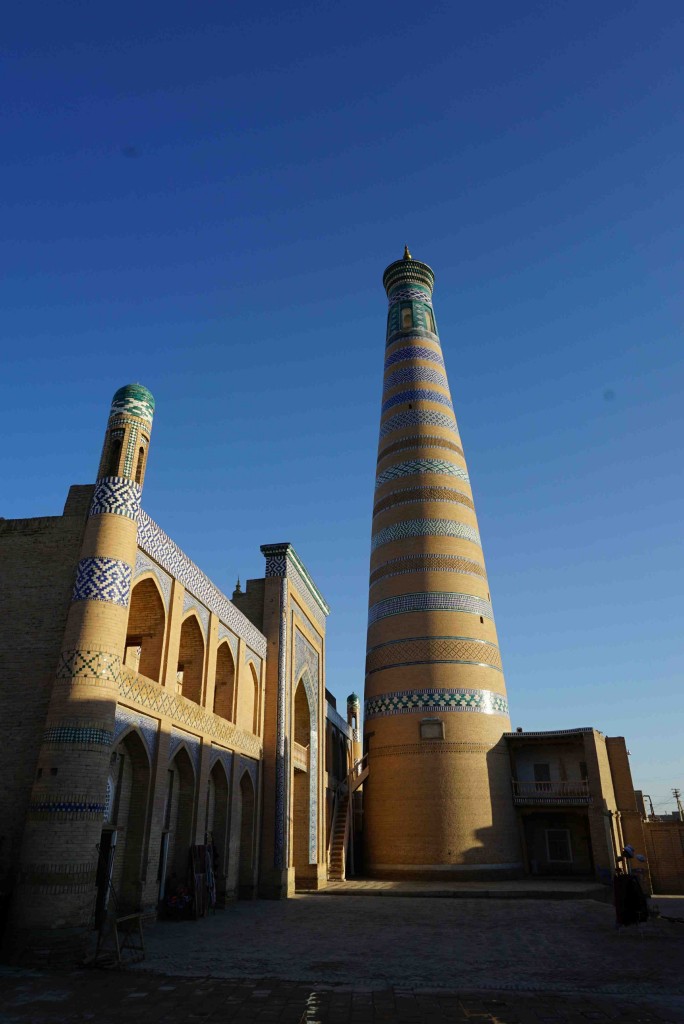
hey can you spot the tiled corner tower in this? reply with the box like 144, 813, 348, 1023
15, 384, 155, 934
363, 250, 522, 879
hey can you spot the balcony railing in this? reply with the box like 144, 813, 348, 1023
512, 779, 591, 804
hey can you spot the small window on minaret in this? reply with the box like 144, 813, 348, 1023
426, 308, 436, 333
420, 718, 444, 740
135, 446, 146, 484
106, 436, 122, 477
401, 304, 413, 330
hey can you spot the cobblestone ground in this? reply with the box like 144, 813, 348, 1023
1, 896, 682, 1022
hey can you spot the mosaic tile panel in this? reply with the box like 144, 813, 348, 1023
368, 591, 493, 626
371, 518, 481, 552
387, 286, 433, 304
369, 552, 487, 586
89, 476, 142, 521
261, 543, 329, 631
210, 744, 233, 778
217, 623, 238, 660
384, 344, 444, 370
294, 629, 319, 864
381, 388, 453, 415
169, 727, 201, 776
379, 409, 458, 439
133, 550, 172, 610
56, 648, 122, 684
365, 636, 503, 676
377, 437, 465, 463
72, 557, 132, 607
110, 384, 155, 426
375, 459, 469, 489
137, 511, 267, 657
365, 687, 509, 719
122, 422, 139, 478
237, 754, 259, 789
383, 366, 449, 392
42, 725, 113, 747
183, 592, 210, 636
373, 485, 474, 518
274, 579, 288, 869
114, 705, 159, 763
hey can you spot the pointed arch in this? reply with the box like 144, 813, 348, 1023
106, 728, 151, 912
236, 660, 259, 735
206, 758, 230, 898
177, 612, 205, 705
125, 575, 166, 682
213, 641, 236, 722
165, 745, 196, 884
237, 770, 256, 898
292, 672, 317, 881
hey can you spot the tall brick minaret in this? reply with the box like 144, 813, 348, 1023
362, 249, 521, 878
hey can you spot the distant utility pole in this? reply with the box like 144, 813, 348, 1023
673, 788, 684, 822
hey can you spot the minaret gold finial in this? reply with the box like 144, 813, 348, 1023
403, 244, 412, 260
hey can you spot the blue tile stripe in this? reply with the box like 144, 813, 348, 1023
365, 687, 509, 719
43, 726, 113, 746
383, 366, 449, 392
382, 389, 453, 415
384, 345, 445, 370
368, 591, 493, 626
379, 409, 458, 439
29, 799, 107, 816
72, 557, 132, 607
89, 476, 142, 520
387, 286, 433, 305
375, 459, 469, 489
371, 518, 481, 552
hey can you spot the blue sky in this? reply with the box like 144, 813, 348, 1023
3, 1, 682, 815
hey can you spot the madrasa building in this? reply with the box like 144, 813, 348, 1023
0, 250, 666, 956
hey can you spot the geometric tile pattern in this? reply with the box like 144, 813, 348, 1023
371, 518, 481, 552
42, 725, 113, 747
365, 636, 503, 676
137, 510, 267, 657
381, 388, 454, 415
169, 727, 201, 776
388, 287, 433, 305
133, 550, 172, 610
368, 591, 493, 626
109, 384, 155, 426
71, 557, 132, 607
183, 592, 210, 636
294, 629, 320, 864
261, 542, 329, 630
28, 797, 108, 820
369, 552, 486, 586
375, 459, 469, 489
379, 409, 458, 439
384, 344, 445, 370
89, 476, 142, 521
123, 422, 140, 478
217, 623, 239, 660
383, 366, 449, 392
377, 436, 465, 463
56, 648, 122, 684
364, 687, 509, 719
386, 328, 439, 348
373, 484, 474, 517
113, 704, 160, 763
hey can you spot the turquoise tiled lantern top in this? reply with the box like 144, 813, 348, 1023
383, 245, 435, 296
347, 692, 361, 707
110, 383, 155, 426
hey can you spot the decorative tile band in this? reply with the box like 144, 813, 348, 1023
371, 518, 481, 552
382, 388, 453, 415
262, 542, 329, 629
383, 366, 449, 392
123, 422, 139, 478
386, 328, 440, 349
43, 725, 113, 747
365, 636, 503, 676
368, 591, 493, 626
72, 557, 132, 608
373, 485, 474, 518
90, 476, 142, 521
110, 384, 155, 426
387, 286, 433, 305
379, 409, 458, 439
369, 552, 486, 586
375, 459, 469, 489
377, 437, 464, 464
56, 648, 122, 683
28, 797, 107, 820
137, 511, 267, 657
365, 687, 509, 719
385, 345, 444, 370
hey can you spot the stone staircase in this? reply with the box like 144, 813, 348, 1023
329, 792, 349, 881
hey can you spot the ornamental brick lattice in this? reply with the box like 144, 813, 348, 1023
362, 251, 522, 879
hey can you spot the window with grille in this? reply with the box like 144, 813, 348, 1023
546, 828, 572, 863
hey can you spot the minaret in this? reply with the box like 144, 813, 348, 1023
363, 250, 521, 878
15, 384, 155, 936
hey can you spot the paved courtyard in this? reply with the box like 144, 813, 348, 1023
1, 894, 682, 1021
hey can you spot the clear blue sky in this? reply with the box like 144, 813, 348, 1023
2, 2, 682, 815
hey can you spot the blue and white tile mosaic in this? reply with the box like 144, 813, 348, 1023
43, 724, 113, 747
169, 726, 202, 776
384, 345, 445, 370
122, 423, 140, 479
133, 550, 172, 610
383, 366, 449, 392
262, 543, 329, 631
365, 687, 509, 719
89, 476, 142, 521
113, 705, 160, 763
387, 287, 433, 304
382, 389, 454, 415
137, 511, 267, 657
379, 408, 459, 439
72, 557, 132, 607
183, 592, 210, 636
217, 623, 238, 660
375, 459, 469, 489
371, 518, 481, 552
294, 630, 319, 865
368, 591, 493, 627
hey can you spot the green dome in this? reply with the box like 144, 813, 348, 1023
110, 383, 155, 425
347, 692, 361, 706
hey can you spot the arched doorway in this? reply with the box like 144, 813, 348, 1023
206, 759, 230, 904
237, 662, 259, 734
177, 614, 205, 705
213, 643, 235, 721
238, 771, 256, 899
125, 577, 166, 681
292, 678, 313, 885
160, 746, 196, 901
